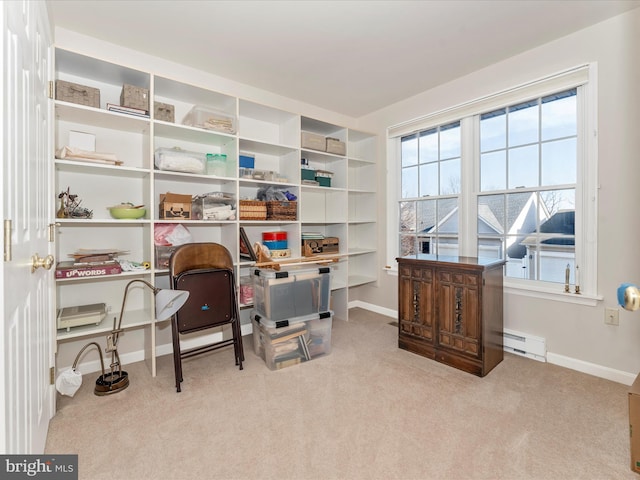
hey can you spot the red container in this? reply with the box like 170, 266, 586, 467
262, 231, 287, 241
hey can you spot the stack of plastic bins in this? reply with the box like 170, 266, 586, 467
251, 265, 332, 370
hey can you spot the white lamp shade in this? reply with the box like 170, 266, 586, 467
155, 289, 190, 320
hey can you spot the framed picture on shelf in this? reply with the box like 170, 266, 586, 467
239, 227, 257, 261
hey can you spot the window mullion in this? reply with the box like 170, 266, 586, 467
460, 116, 477, 256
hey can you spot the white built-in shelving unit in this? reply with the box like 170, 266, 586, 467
53, 48, 377, 375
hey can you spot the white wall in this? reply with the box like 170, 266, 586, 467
354, 8, 640, 383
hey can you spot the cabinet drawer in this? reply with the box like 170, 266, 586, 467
439, 270, 479, 286
399, 265, 433, 281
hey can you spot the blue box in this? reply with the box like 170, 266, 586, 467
263, 240, 288, 250
239, 154, 255, 169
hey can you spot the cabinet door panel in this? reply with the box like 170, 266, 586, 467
398, 270, 434, 340
437, 271, 481, 358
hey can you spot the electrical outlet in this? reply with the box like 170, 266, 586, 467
605, 307, 619, 326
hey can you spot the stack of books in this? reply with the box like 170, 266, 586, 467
267, 323, 311, 369
55, 249, 127, 279
301, 232, 324, 240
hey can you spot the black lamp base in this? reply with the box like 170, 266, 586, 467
94, 371, 129, 396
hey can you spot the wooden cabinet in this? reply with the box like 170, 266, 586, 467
396, 255, 505, 376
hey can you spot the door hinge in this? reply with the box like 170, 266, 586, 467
48, 223, 58, 243
48, 81, 54, 99
50, 366, 55, 385
4, 219, 11, 262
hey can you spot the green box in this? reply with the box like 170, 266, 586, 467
315, 176, 331, 187
301, 168, 316, 181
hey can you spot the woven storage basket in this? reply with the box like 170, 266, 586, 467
154, 101, 175, 122
239, 200, 267, 220
266, 201, 297, 221
56, 80, 100, 108
120, 84, 149, 111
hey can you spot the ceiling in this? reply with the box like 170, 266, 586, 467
47, 0, 640, 118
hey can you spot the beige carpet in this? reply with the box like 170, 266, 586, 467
46, 308, 636, 480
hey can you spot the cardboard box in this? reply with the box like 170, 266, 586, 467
301, 131, 326, 151
630, 373, 640, 473
302, 237, 339, 256
69, 131, 96, 151
326, 137, 346, 156
159, 193, 192, 219
322, 237, 339, 254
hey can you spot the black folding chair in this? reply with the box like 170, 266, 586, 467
169, 243, 244, 392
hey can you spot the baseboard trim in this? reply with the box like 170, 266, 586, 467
347, 300, 396, 318
546, 352, 637, 386
349, 302, 637, 386
66, 305, 637, 386
64, 323, 254, 376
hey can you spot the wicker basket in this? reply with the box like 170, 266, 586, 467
266, 201, 297, 221
120, 84, 149, 111
239, 200, 267, 220
56, 80, 100, 108
154, 101, 175, 122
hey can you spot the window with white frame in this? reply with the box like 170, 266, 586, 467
400, 122, 461, 257
390, 65, 597, 298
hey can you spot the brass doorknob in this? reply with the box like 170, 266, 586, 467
31, 253, 54, 273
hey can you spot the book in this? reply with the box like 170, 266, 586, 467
302, 232, 324, 239
275, 356, 302, 369
299, 335, 311, 360
70, 254, 113, 263
273, 349, 304, 369
269, 326, 308, 344
106, 103, 150, 117
55, 261, 122, 279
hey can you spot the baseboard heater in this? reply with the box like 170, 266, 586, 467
503, 328, 546, 362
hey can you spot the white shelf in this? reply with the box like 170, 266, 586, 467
56, 307, 152, 341
53, 47, 378, 376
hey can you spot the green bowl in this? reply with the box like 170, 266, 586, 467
109, 207, 146, 219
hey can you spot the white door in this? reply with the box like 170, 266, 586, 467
1, 0, 54, 454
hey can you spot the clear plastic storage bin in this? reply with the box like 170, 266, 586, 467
154, 147, 205, 174
251, 310, 333, 370
182, 105, 237, 134
252, 266, 331, 321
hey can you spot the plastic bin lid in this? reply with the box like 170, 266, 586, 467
251, 309, 333, 329
253, 265, 331, 278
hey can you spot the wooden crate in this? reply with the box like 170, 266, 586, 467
239, 200, 267, 220
266, 201, 297, 221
